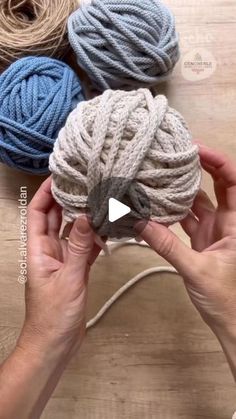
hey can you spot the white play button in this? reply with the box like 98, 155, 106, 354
87, 177, 151, 240
108, 198, 131, 223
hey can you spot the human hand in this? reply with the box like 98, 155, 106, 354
18, 177, 100, 358
139, 145, 236, 341
0, 178, 101, 419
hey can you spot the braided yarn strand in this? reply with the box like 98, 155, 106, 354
0, 56, 84, 174
68, 0, 180, 90
50, 89, 201, 228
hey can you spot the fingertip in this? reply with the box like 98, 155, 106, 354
74, 216, 92, 236
28, 176, 54, 214
135, 220, 149, 235
136, 220, 167, 242
193, 139, 205, 147
198, 145, 224, 164
40, 176, 52, 194
68, 216, 95, 250
67, 217, 95, 270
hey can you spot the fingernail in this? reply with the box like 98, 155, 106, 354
135, 220, 152, 235
197, 143, 209, 149
76, 216, 91, 235
193, 139, 204, 145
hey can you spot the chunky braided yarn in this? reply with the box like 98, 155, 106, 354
0, 0, 77, 72
0, 56, 84, 174
68, 0, 180, 90
50, 89, 201, 229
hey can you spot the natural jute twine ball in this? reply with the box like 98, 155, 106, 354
0, 56, 84, 174
50, 89, 201, 229
0, 0, 77, 72
68, 0, 180, 90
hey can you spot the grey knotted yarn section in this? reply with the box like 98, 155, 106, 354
68, 0, 180, 90
49, 89, 201, 228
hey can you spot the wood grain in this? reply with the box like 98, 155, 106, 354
0, 1, 236, 417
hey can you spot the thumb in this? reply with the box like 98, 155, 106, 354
138, 221, 200, 277
66, 216, 95, 275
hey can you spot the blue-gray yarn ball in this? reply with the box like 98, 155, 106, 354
0, 56, 84, 175
68, 0, 180, 90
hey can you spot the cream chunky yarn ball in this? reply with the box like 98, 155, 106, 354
49, 89, 201, 227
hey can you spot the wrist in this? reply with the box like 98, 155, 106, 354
0, 326, 75, 419
16, 322, 80, 367
214, 323, 236, 348
208, 317, 236, 343
211, 324, 236, 381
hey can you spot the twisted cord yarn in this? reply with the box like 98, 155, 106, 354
0, 0, 77, 72
0, 56, 84, 174
50, 88, 201, 229
87, 265, 178, 329
68, 0, 180, 90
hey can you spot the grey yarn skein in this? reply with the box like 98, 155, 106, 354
49, 89, 201, 230
68, 0, 180, 90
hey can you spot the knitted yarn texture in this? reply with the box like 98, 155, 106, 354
0, 56, 84, 174
0, 0, 77, 72
68, 0, 180, 90
50, 89, 201, 228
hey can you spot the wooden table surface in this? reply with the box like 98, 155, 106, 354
0, 0, 236, 418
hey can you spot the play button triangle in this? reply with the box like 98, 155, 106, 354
108, 198, 131, 223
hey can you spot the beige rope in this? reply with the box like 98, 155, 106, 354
50, 88, 201, 227
0, 0, 77, 72
86, 239, 178, 329
86, 265, 178, 329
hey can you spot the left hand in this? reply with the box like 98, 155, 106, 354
18, 177, 100, 358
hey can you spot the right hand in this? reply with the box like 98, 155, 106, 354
139, 145, 236, 339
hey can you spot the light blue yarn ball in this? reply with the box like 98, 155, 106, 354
0, 56, 84, 174
68, 0, 180, 90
